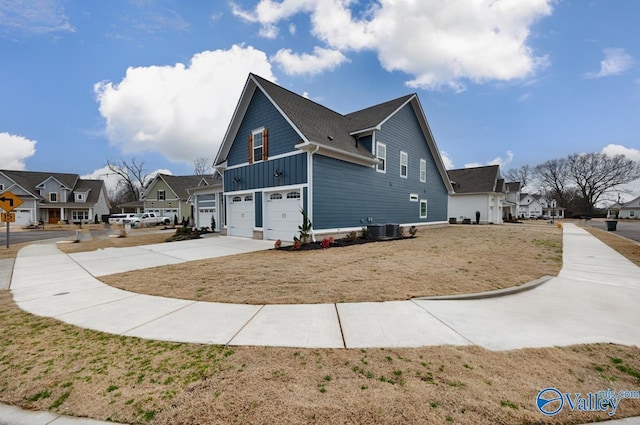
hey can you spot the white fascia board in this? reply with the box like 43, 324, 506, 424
295, 141, 378, 167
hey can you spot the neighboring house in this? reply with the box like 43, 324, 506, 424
447, 165, 506, 224
607, 202, 622, 218
519, 193, 545, 218
214, 73, 453, 241
141, 174, 217, 223
617, 195, 640, 219
186, 171, 224, 230
504, 181, 521, 220
519, 193, 565, 219
0, 170, 111, 225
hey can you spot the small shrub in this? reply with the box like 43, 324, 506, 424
321, 237, 333, 249
346, 231, 357, 241
274, 239, 282, 249
292, 239, 302, 250
409, 225, 417, 236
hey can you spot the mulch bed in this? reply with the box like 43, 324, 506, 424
276, 235, 416, 251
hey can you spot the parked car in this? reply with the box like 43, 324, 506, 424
126, 212, 172, 226
108, 213, 137, 225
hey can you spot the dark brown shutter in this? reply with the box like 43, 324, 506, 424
248, 133, 253, 164
262, 128, 268, 161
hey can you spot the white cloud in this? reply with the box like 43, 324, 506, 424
586, 48, 634, 78
440, 151, 454, 170
601, 144, 640, 197
82, 166, 172, 195
233, 0, 553, 89
0, 133, 37, 170
602, 144, 640, 161
0, 0, 74, 38
272, 46, 348, 75
464, 150, 514, 169
94, 45, 276, 165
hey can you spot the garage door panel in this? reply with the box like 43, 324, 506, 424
265, 191, 302, 241
228, 195, 254, 238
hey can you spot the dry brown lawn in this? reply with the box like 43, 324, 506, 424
1, 221, 640, 424
0, 291, 639, 424
584, 225, 640, 267
100, 223, 563, 304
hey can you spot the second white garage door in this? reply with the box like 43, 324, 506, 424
264, 190, 302, 241
227, 194, 254, 238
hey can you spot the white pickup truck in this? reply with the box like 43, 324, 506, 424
126, 212, 172, 226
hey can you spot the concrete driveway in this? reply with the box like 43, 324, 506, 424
9, 224, 640, 350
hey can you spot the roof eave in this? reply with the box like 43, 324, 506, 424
295, 141, 378, 167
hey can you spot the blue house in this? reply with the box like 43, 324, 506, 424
214, 74, 453, 241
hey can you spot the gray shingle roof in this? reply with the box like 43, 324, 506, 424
1, 170, 79, 198
252, 74, 414, 159
157, 174, 219, 200
447, 165, 501, 193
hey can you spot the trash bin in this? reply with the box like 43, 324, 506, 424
605, 220, 618, 231
449, 217, 457, 224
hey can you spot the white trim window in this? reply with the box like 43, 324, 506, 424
420, 159, 427, 182
376, 142, 386, 173
157, 190, 165, 201
400, 151, 408, 178
49, 192, 58, 202
252, 128, 264, 163
420, 199, 428, 218
72, 210, 89, 221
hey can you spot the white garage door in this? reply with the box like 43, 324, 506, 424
227, 194, 254, 238
14, 209, 32, 226
264, 191, 302, 241
198, 208, 216, 230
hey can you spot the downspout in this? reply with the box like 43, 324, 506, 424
308, 145, 320, 242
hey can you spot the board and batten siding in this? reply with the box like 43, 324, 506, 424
223, 154, 307, 192
226, 89, 303, 167
312, 104, 448, 230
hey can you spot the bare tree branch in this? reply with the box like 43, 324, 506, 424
193, 157, 212, 175
105, 158, 152, 203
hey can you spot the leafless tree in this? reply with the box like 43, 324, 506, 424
566, 152, 640, 214
504, 165, 532, 189
193, 157, 213, 175
534, 158, 571, 210
105, 158, 152, 203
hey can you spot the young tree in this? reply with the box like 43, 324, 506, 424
567, 152, 640, 214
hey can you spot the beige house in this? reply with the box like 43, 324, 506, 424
141, 174, 219, 224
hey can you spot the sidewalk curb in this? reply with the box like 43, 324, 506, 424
413, 275, 553, 301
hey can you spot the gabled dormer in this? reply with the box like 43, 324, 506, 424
36, 176, 73, 203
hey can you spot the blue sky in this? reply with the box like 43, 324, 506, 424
1, 0, 639, 199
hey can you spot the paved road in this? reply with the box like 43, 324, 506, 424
0, 229, 76, 245
587, 220, 640, 243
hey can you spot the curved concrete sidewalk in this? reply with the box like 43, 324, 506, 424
9, 224, 640, 351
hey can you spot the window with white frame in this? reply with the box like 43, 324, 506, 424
376, 142, 386, 173
409, 193, 419, 202
157, 190, 165, 200
420, 200, 427, 218
75, 193, 84, 202
420, 159, 427, 182
72, 210, 89, 221
252, 128, 264, 162
49, 192, 58, 202
0, 184, 3, 191
400, 151, 408, 178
